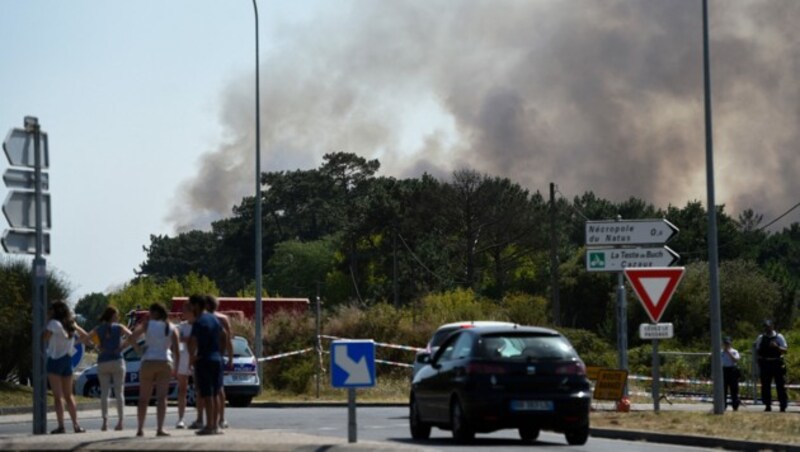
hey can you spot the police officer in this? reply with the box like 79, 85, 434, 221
755, 320, 788, 412
721, 336, 740, 411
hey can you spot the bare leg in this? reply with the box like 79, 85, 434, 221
217, 387, 226, 427
47, 374, 65, 431
60, 376, 81, 431
155, 376, 169, 434
137, 377, 154, 436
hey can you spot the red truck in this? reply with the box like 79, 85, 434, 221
169, 296, 309, 323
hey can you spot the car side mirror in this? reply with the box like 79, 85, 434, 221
416, 353, 431, 364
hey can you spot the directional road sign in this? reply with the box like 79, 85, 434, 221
3, 128, 49, 168
2, 191, 51, 229
586, 246, 679, 272
331, 340, 376, 388
3, 168, 49, 190
624, 267, 685, 323
585, 219, 678, 246
639, 323, 674, 339
1, 229, 50, 254
71, 341, 84, 369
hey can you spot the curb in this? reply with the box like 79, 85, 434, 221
0, 401, 101, 416
250, 401, 406, 408
591, 428, 800, 452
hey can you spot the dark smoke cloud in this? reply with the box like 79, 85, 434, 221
169, 0, 800, 232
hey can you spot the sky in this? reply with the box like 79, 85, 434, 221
1, 0, 798, 303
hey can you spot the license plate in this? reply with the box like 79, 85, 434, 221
230, 374, 250, 382
510, 400, 553, 411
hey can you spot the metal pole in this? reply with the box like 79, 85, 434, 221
28, 116, 47, 435
617, 272, 628, 374
392, 227, 398, 308
348, 388, 357, 443
702, 0, 724, 415
252, 0, 264, 373
549, 183, 560, 326
652, 339, 660, 412
315, 284, 321, 398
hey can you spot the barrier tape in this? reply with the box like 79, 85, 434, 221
321, 350, 414, 369
319, 335, 425, 353
629, 374, 800, 389
257, 348, 313, 363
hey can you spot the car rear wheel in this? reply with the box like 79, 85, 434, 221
186, 383, 197, 407
519, 425, 540, 443
450, 399, 474, 443
228, 396, 252, 407
83, 381, 101, 398
564, 424, 589, 445
409, 396, 431, 440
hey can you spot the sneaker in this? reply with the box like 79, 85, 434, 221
188, 420, 203, 430
219, 420, 229, 429
176, 420, 185, 429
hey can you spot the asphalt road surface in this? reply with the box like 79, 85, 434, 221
0, 405, 713, 451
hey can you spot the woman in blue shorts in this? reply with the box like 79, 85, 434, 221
43, 301, 88, 434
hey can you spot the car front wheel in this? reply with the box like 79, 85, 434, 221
409, 396, 431, 440
83, 381, 101, 398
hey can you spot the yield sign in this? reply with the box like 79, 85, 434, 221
624, 267, 685, 323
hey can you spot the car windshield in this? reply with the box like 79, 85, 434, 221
233, 338, 252, 358
477, 333, 577, 361
429, 326, 462, 349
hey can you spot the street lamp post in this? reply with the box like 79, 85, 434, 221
701, 0, 724, 415
252, 0, 264, 370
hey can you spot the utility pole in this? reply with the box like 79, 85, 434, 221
549, 183, 560, 326
393, 226, 398, 307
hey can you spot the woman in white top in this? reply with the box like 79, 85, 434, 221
43, 301, 88, 434
123, 303, 179, 437
175, 302, 195, 429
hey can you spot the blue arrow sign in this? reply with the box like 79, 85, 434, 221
330, 340, 376, 388
71, 340, 84, 370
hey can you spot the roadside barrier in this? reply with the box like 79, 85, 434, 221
257, 348, 313, 362
318, 335, 425, 353
630, 374, 800, 389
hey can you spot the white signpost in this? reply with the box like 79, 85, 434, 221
639, 323, 674, 340
2, 117, 50, 435
585, 219, 678, 246
584, 217, 680, 403
585, 246, 679, 272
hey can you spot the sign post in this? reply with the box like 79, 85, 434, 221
585, 217, 680, 398
330, 340, 376, 443
2, 117, 51, 434
625, 267, 685, 412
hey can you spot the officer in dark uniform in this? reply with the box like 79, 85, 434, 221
755, 320, 788, 412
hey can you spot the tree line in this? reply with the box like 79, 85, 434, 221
132, 152, 798, 341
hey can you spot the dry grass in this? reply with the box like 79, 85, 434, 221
257, 374, 409, 403
0, 381, 92, 408
591, 410, 800, 445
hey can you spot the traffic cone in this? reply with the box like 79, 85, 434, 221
616, 396, 631, 413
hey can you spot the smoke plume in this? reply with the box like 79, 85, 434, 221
169, 0, 800, 232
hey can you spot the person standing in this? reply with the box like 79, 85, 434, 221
123, 303, 180, 436
206, 295, 233, 429
755, 320, 789, 412
86, 307, 132, 431
175, 302, 195, 429
43, 301, 88, 434
721, 336, 740, 411
188, 294, 227, 436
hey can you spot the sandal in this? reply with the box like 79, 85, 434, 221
74, 426, 86, 433
50, 426, 66, 434
115, 424, 124, 431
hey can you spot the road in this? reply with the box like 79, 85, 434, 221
0, 405, 711, 451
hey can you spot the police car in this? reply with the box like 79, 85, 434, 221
75, 336, 260, 407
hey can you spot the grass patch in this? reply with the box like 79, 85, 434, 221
591, 411, 800, 445
256, 375, 409, 403
0, 381, 92, 408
